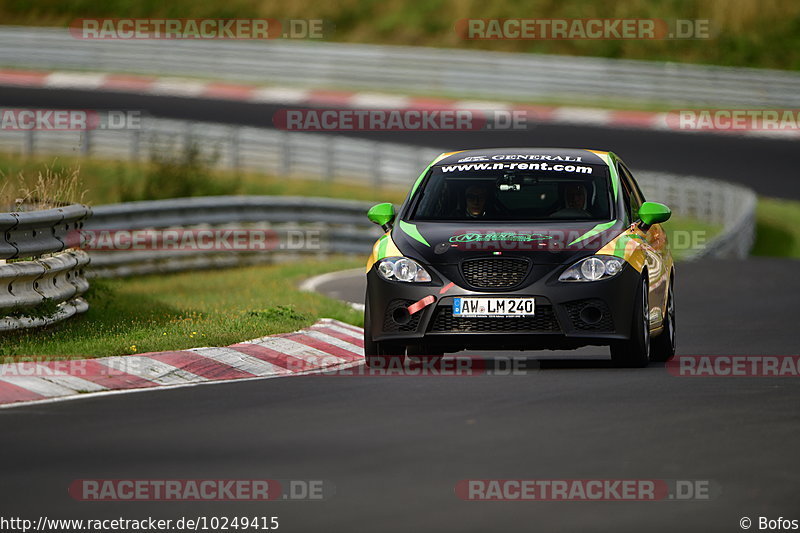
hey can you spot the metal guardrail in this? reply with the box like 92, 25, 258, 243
2, 26, 800, 107
0, 116, 440, 189
0, 205, 91, 331
84, 196, 381, 277
0, 203, 91, 259
637, 172, 757, 260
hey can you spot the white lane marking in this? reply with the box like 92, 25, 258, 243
313, 322, 363, 340
96, 356, 204, 385
249, 86, 310, 104
299, 330, 364, 355
0, 320, 363, 408
252, 336, 348, 365
649, 112, 671, 130
454, 100, 511, 112
0, 358, 365, 410
0, 376, 78, 397
551, 107, 614, 125
350, 92, 411, 109
34, 365, 107, 392
44, 72, 107, 89
299, 268, 364, 293
149, 79, 208, 97
188, 346, 290, 376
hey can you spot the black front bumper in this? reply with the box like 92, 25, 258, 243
365, 262, 641, 352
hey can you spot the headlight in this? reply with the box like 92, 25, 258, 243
376, 257, 432, 283
559, 255, 625, 282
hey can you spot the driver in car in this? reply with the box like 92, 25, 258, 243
465, 184, 489, 218
552, 183, 592, 217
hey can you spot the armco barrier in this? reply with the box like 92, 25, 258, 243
0, 204, 91, 331
0, 117, 439, 190
1, 26, 799, 107
84, 196, 382, 277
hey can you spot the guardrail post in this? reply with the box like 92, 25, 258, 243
230, 127, 241, 171
373, 141, 382, 190
131, 129, 141, 163
81, 129, 91, 156
280, 130, 291, 176
25, 129, 35, 155
184, 122, 193, 153
324, 135, 335, 182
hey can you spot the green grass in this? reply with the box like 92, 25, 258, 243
752, 197, 800, 258
0, 153, 408, 206
1, 0, 799, 70
0, 258, 364, 360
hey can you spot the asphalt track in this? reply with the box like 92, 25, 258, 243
1, 86, 799, 532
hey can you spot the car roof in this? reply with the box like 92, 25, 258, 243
434, 148, 610, 166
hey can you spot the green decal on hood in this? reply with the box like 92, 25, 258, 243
611, 232, 645, 258
398, 220, 430, 247
449, 232, 553, 243
613, 235, 629, 258
410, 161, 434, 198
377, 234, 389, 259
409, 151, 463, 197
608, 159, 619, 201
568, 220, 618, 246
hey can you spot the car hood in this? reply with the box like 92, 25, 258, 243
392, 219, 626, 266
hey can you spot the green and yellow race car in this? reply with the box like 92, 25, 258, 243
363, 148, 675, 368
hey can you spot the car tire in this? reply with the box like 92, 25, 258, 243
363, 294, 407, 369
650, 275, 676, 362
610, 273, 650, 368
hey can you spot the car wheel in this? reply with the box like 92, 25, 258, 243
610, 273, 650, 368
650, 275, 676, 362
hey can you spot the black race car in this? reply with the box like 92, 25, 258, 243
363, 148, 675, 368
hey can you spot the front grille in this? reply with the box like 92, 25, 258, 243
428, 305, 561, 333
460, 258, 529, 289
564, 299, 615, 332
382, 299, 422, 332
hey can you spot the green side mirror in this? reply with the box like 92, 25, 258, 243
638, 201, 672, 226
367, 202, 396, 230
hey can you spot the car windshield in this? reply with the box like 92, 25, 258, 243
409, 162, 613, 221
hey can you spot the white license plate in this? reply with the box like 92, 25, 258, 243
452, 297, 535, 317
